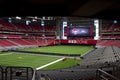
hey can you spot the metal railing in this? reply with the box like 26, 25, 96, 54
96, 69, 119, 80
0, 66, 34, 80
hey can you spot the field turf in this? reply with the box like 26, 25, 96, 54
0, 45, 92, 70
0, 53, 80, 70
21, 45, 93, 55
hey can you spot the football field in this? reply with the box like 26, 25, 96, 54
0, 45, 93, 70
0, 53, 80, 70
21, 45, 93, 55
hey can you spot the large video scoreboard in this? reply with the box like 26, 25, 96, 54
64, 26, 94, 37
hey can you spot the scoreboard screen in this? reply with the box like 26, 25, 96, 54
69, 27, 90, 36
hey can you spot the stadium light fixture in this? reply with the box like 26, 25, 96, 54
41, 20, 45, 26
8, 17, 12, 23
42, 16, 45, 20
32, 19, 37, 22
16, 16, 21, 19
35, 16, 37, 19
26, 20, 31, 25
8, 17, 11, 19
113, 20, 117, 24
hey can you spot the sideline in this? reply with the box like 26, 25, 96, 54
36, 57, 65, 70
0, 53, 12, 56
81, 49, 94, 57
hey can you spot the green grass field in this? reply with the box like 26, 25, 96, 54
0, 45, 92, 70
0, 53, 59, 68
0, 53, 80, 70
21, 45, 93, 55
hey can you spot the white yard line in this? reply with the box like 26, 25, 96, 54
0, 53, 12, 56
36, 57, 65, 70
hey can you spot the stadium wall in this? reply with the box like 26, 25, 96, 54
60, 40, 97, 45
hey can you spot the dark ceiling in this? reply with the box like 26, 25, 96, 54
0, 0, 120, 20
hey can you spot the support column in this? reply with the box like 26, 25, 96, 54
62, 17, 68, 39
94, 19, 100, 40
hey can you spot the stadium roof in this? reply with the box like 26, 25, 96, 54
0, 0, 120, 20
